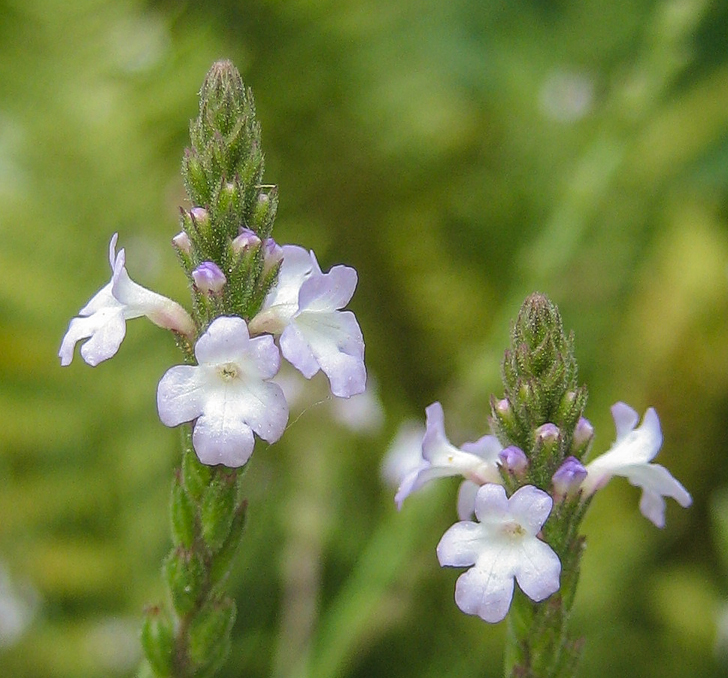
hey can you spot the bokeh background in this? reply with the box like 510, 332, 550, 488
2, 0, 728, 676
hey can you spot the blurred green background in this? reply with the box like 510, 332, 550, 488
2, 0, 728, 676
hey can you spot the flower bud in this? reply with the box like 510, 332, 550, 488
172, 231, 192, 254
231, 227, 261, 254
499, 445, 528, 475
192, 261, 227, 294
262, 237, 283, 275
536, 423, 560, 445
552, 456, 587, 500
572, 417, 594, 456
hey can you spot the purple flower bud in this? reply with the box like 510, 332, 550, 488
573, 417, 594, 450
495, 398, 512, 417
232, 228, 261, 254
536, 423, 560, 445
190, 207, 209, 224
552, 456, 587, 499
262, 238, 283, 275
499, 445, 528, 474
192, 261, 227, 294
172, 231, 192, 254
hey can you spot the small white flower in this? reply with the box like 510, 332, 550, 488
249, 245, 366, 398
437, 484, 561, 623
582, 402, 692, 528
157, 316, 288, 467
395, 402, 503, 516
59, 233, 195, 366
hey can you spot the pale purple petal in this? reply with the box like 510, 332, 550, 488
193, 409, 256, 467
284, 310, 366, 397
279, 323, 320, 379
454, 565, 515, 623
195, 316, 251, 366
473, 483, 510, 523
59, 306, 126, 367
437, 521, 485, 567
514, 538, 561, 602
507, 485, 553, 535
461, 435, 503, 464
639, 490, 667, 529
611, 401, 640, 440
157, 365, 207, 427
297, 265, 357, 313
457, 480, 479, 520
245, 334, 282, 381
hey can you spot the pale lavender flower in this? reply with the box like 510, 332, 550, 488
59, 233, 195, 367
192, 261, 227, 294
395, 402, 502, 510
581, 402, 692, 527
249, 245, 366, 398
157, 316, 288, 467
437, 484, 561, 623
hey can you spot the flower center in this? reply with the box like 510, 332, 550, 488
217, 362, 240, 381
501, 521, 526, 539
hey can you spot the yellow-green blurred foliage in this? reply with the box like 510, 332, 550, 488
2, 0, 728, 676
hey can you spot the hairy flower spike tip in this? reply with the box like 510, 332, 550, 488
437, 484, 561, 623
59, 233, 195, 366
582, 402, 692, 527
156, 316, 288, 467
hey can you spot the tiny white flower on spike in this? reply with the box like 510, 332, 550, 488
59, 234, 195, 367
157, 316, 288, 467
437, 484, 561, 623
582, 402, 692, 527
249, 245, 366, 398
395, 402, 503, 510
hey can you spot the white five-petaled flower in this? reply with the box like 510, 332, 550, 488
395, 402, 503, 518
59, 234, 195, 367
581, 402, 692, 528
437, 484, 561, 623
248, 245, 366, 398
156, 316, 288, 468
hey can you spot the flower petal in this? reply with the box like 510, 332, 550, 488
611, 401, 640, 440
192, 409, 256, 467
436, 521, 485, 567
194, 316, 252, 366
507, 485, 553, 535
157, 365, 207, 427
514, 539, 561, 602
454, 565, 515, 623
297, 264, 357, 313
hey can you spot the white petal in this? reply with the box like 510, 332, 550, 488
457, 480, 479, 520
514, 539, 561, 602
59, 305, 127, 367
156, 365, 207, 427
193, 410, 256, 467
639, 490, 667, 528
283, 310, 366, 397
611, 401, 640, 439
279, 323, 320, 379
436, 521, 485, 567
195, 316, 251, 366
454, 564, 515, 623
473, 484, 510, 523
297, 264, 357, 313
507, 485, 553, 535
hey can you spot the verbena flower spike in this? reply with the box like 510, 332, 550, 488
395, 292, 691, 678
59, 60, 366, 678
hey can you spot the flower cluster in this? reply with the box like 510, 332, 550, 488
396, 399, 691, 622
395, 294, 692, 631
60, 232, 366, 468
